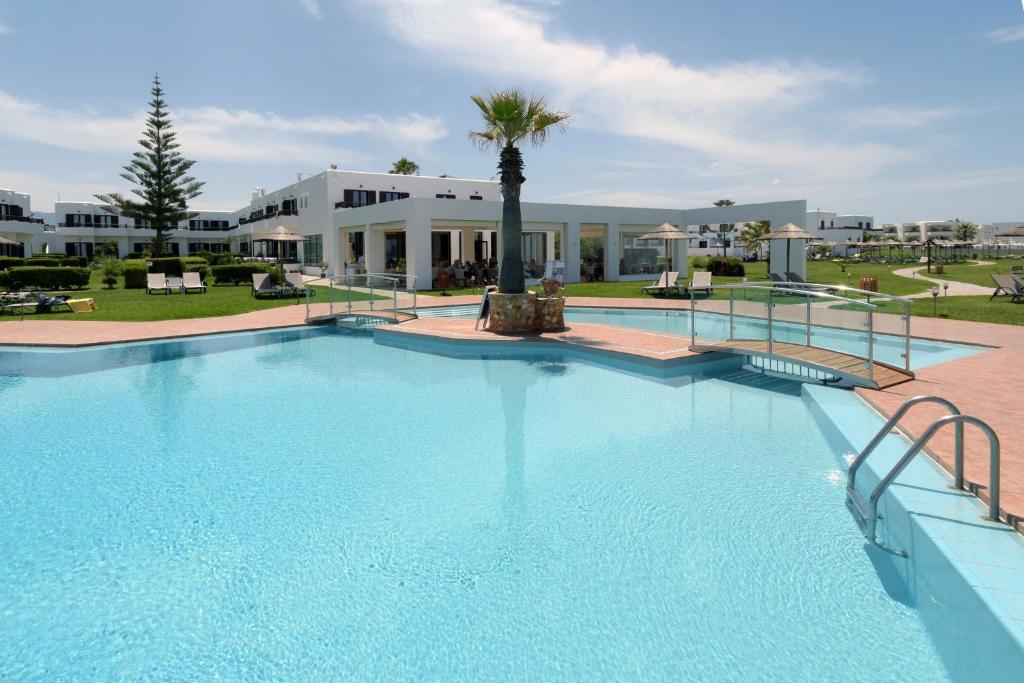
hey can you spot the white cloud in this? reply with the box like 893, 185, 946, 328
0, 21, 13, 34
0, 89, 446, 164
299, 0, 322, 19
839, 105, 966, 130
986, 24, 1024, 43
366, 0, 910, 179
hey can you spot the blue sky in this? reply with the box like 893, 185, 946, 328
1, 0, 1022, 223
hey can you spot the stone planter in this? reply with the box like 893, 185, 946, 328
487, 292, 538, 333
535, 297, 566, 331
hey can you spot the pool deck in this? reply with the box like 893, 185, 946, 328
1, 293, 1022, 528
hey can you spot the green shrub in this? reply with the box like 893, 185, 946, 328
125, 252, 143, 260
101, 258, 122, 289
61, 256, 88, 268
704, 256, 745, 277
0, 256, 25, 271
6, 266, 91, 290
24, 256, 61, 267
146, 256, 209, 281
211, 263, 275, 285
691, 256, 708, 270
0, 270, 10, 290
123, 260, 148, 289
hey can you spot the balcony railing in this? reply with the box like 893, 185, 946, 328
0, 215, 44, 224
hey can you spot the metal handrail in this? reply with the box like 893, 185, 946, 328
847, 396, 964, 491
304, 272, 418, 322
850, 414, 1001, 554
691, 283, 885, 382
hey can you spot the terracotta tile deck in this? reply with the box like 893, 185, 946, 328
2, 293, 1022, 528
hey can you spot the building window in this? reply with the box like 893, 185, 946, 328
866, 222, 871, 229
303, 234, 323, 267
830, 220, 834, 228
820, 220, 825, 228
858, 221, 863, 229
344, 189, 376, 208
380, 191, 409, 203
281, 198, 298, 215
470, 195, 483, 200
435, 193, 456, 199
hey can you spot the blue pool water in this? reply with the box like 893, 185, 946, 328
420, 304, 984, 370
0, 330, 1006, 679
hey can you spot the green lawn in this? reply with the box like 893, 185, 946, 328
913, 259, 1020, 288
1, 271, 378, 322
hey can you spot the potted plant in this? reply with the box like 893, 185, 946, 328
535, 277, 566, 331
319, 261, 328, 278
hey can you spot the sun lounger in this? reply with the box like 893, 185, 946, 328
991, 274, 1024, 302
283, 271, 311, 297
642, 271, 679, 296
689, 270, 712, 295
786, 272, 809, 284
252, 272, 278, 298
768, 272, 787, 283
181, 272, 206, 293
147, 273, 170, 294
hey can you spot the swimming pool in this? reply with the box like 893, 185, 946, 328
418, 304, 984, 370
0, 329, 1017, 680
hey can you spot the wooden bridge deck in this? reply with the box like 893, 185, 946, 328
306, 310, 418, 325
690, 339, 914, 389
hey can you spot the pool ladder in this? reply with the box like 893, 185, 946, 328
845, 395, 1002, 557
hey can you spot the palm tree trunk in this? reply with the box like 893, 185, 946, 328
498, 144, 526, 294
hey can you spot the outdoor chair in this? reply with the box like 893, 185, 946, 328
147, 273, 171, 294
689, 271, 713, 296
642, 271, 679, 296
66, 298, 96, 313
252, 272, 278, 298
768, 272, 787, 283
786, 272, 808, 284
284, 271, 312, 297
181, 272, 207, 294
990, 275, 1023, 302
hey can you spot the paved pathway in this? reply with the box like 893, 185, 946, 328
892, 263, 994, 298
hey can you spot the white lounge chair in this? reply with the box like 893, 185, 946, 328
689, 271, 712, 295
283, 271, 311, 297
147, 273, 170, 294
182, 271, 206, 293
642, 271, 679, 296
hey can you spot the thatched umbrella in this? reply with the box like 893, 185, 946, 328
995, 225, 1024, 238
638, 222, 689, 271
253, 226, 308, 261
757, 223, 820, 276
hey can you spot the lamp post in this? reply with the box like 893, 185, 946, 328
943, 281, 949, 297
931, 286, 939, 316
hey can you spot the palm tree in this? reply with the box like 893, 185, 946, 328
389, 157, 420, 175
739, 220, 771, 259
954, 218, 978, 241
468, 89, 569, 294
712, 198, 736, 257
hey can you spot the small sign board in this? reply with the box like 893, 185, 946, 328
544, 260, 566, 283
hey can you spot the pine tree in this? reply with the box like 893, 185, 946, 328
95, 75, 204, 256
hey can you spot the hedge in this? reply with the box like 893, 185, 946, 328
0, 256, 25, 271
704, 256, 745, 277
24, 256, 61, 266
61, 256, 88, 268
210, 263, 277, 285
147, 256, 208, 277
5, 266, 91, 290
123, 263, 148, 289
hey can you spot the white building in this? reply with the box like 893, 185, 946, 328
0, 188, 53, 256
882, 219, 977, 242
55, 201, 236, 258
3, 167, 814, 280
805, 210, 879, 249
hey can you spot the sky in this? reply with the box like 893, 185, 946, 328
0, 0, 1022, 223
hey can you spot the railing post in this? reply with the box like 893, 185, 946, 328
954, 420, 965, 490
728, 289, 734, 340
347, 278, 352, 313
393, 279, 398, 314
368, 276, 374, 311
689, 290, 696, 347
867, 309, 874, 382
767, 290, 773, 354
989, 430, 1001, 521
904, 301, 912, 372
329, 279, 334, 317
805, 296, 811, 347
